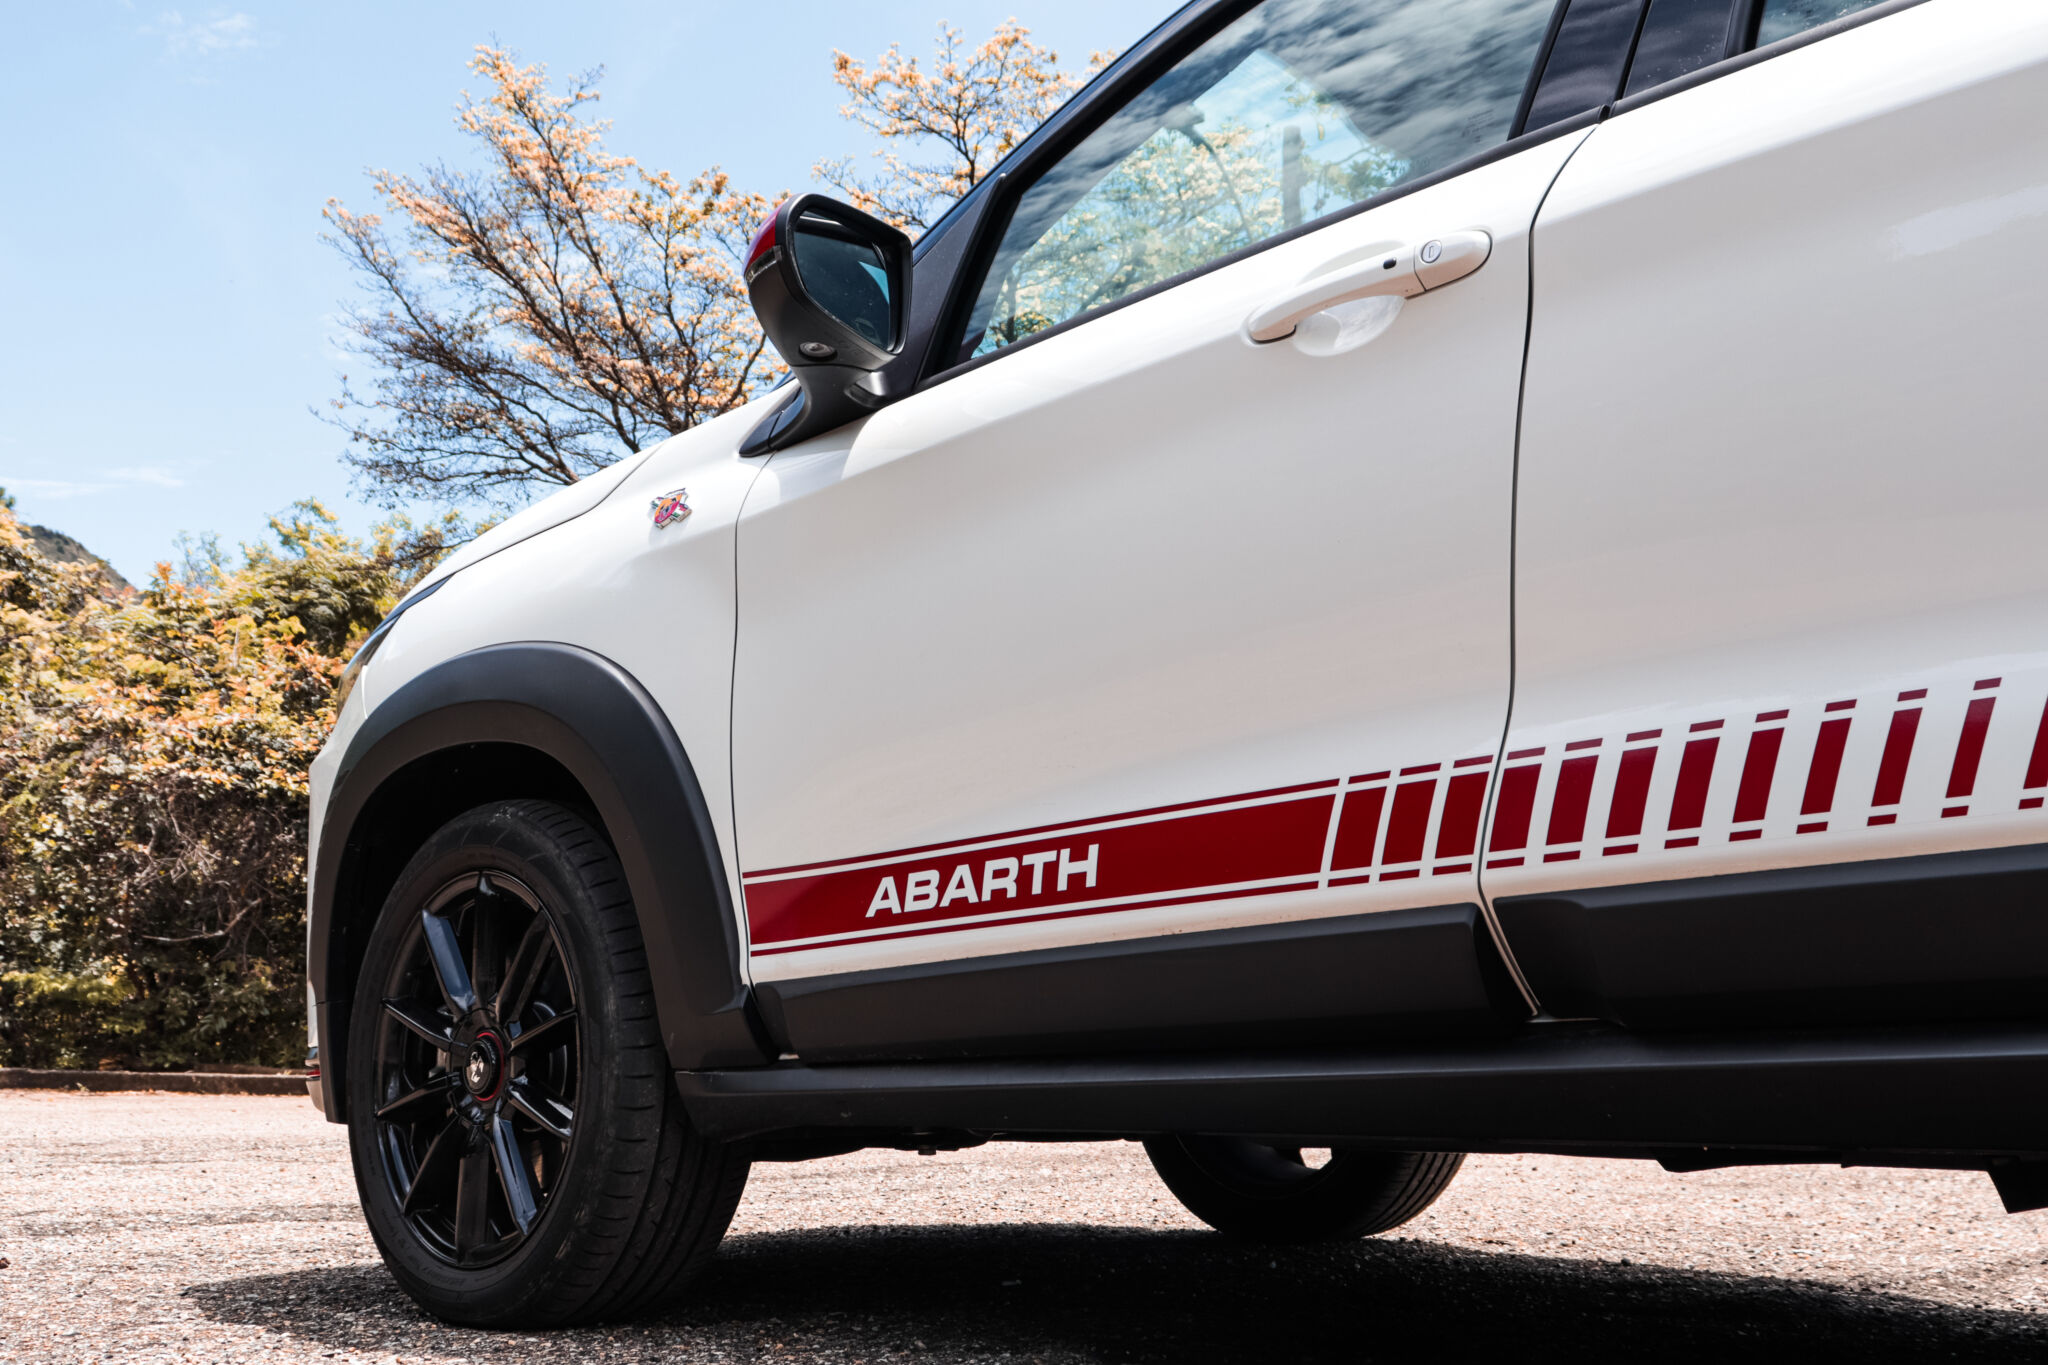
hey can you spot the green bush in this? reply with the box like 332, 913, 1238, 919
0, 501, 444, 1070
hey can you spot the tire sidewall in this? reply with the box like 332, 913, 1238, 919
1145, 1136, 1460, 1243
347, 803, 657, 1324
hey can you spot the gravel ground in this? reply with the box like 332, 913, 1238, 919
3, 1091, 2046, 1362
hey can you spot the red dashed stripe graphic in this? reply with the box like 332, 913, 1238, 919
1798, 702, 1855, 833
1329, 782, 1387, 872
1382, 776, 1436, 866
1547, 748, 1600, 847
1604, 741, 1659, 847
1871, 694, 1922, 813
1488, 753, 1542, 857
741, 674, 2048, 956
1667, 729, 1719, 840
1733, 718, 1786, 829
1946, 683, 1999, 808
1435, 769, 1491, 864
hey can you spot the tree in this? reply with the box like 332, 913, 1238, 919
326, 28, 1107, 510
324, 49, 780, 508
817, 21, 1109, 235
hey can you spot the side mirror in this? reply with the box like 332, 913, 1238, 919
740, 194, 913, 455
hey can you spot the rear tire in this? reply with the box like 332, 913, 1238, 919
1144, 1137, 1463, 1243
346, 799, 749, 1326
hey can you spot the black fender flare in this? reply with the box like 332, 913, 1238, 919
310, 641, 772, 1120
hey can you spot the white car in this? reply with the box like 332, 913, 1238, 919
307, 0, 2048, 1326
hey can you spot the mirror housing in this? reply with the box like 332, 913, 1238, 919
740, 195, 913, 455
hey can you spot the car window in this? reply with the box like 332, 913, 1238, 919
1755, 0, 1888, 46
954, 0, 1557, 364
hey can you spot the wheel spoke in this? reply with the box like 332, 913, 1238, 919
420, 909, 479, 1018
495, 917, 553, 1024
453, 1144, 494, 1256
401, 1115, 466, 1216
489, 1116, 541, 1234
376, 1072, 459, 1123
504, 1077, 573, 1143
507, 1009, 575, 1055
383, 998, 455, 1051
470, 891, 502, 1009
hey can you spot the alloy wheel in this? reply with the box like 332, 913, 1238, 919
369, 871, 579, 1266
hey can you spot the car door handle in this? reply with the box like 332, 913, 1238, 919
1245, 230, 1492, 343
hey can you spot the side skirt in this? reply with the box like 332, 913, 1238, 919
753, 904, 1526, 1062
676, 1019, 2048, 1160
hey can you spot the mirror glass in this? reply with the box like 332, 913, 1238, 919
791, 213, 894, 348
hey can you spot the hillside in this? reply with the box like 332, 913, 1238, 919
23, 522, 133, 593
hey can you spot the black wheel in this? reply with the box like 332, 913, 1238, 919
1143, 1137, 1463, 1243
347, 799, 749, 1326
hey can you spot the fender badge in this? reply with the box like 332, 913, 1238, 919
650, 488, 692, 529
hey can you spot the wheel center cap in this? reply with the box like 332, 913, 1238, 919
465, 1033, 501, 1099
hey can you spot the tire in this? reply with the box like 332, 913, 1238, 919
346, 799, 750, 1326
1143, 1136, 1463, 1243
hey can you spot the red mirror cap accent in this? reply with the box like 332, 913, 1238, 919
746, 205, 782, 272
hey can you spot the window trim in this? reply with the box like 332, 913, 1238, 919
916, 0, 1580, 393
1611, 0, 1934, 116
905, 0, 1937, 400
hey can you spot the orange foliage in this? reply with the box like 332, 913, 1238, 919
817, 21, 1111, 233
325, 49, 782, 505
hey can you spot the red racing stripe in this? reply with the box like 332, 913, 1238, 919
1434, 772, 1489, 861
1947, 695, 1998, 800
1870, 705, 1921, 808
1800, 714, 1853, 818
2024, 695, 2048, 792
1667, 735, 1719, 831
745, 788, 1336, 949
1488, 762, 1542, 853
1733, 726, 1785, 824
1329, 784, 1388, 872
1382, 779, 1437, 866
1547, 754, 1599, 846
1604, 744, 1658, 840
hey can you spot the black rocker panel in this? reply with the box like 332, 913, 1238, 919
755, 903, 1530, 1063
1494, 842, 2048, 1030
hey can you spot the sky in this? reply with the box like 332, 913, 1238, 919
1, 1, 1170, 584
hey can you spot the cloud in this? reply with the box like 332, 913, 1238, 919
106, 466, 186, 489
140, 9, 262, 63
1, 467, 186, 499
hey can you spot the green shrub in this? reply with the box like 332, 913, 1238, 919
0, 502, 445, 1070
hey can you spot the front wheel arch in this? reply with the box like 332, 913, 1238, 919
312, 643, 772, 1123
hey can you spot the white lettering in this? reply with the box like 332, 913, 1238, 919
982, 857, 1020, 900
1021, 850, 1058, 895
1058, 844, 1100, 892
866, 876, 901, 918
940, 863, 979, 907
904, 869, 941, 912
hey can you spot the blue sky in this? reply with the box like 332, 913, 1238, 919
1, 2, 1168, 584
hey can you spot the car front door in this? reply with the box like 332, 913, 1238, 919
731, 0, 1582, 1059
1489, 0, 2048, 1029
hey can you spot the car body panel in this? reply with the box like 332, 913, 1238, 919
730, 130, 1591, 986
355, 403, 775, 919
1492, 0, 2048, 904
305, 0, 2048, 1174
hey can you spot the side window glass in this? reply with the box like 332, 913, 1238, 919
955, 0, 1556, 364
1755, 0, 1888, 47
